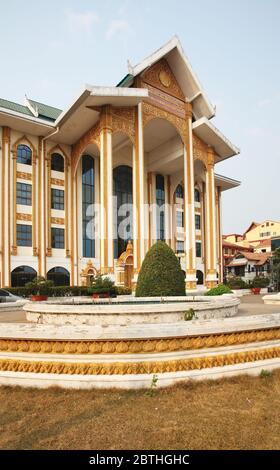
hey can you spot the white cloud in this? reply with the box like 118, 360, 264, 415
106, 19, 131, 40
257, 98, 272, 108
67, 11, 99, 34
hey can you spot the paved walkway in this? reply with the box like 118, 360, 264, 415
0, 294, 279, 324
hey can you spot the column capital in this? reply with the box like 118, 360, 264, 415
100, 105, 113, 132
207, 147, 215, 168
185, 102, 193, 120
2, 126, 11, 143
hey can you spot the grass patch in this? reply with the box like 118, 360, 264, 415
0, 371, 280, 450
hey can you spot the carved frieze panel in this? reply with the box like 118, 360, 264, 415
142, 101, 188, 144
71, 122, 100, 175
112, 107, 136, 144
142, 58, 185, 101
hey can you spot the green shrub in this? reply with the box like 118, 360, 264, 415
5, 285, 89, 298
25, 277, 54, 296
88, 275, 117, 296
115, 286, 132, 296
251, 277, 270, 288
226, 276, 249, 290
205, 284, 233, 296
135, 241, 185, 297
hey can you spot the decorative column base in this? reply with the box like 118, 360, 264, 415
206, 270, 218, 289
185, 270, 197, 291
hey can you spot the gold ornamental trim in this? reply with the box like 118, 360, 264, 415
16, 171, 32, 181
51, 217, 65, 226
16, 213, 32, 222
1, 328, 280, 355
0, 346, 279, 376
51, 178, 64, 187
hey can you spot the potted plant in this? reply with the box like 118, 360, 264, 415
250, 276, 270, 295
88, 275, 117, 299
25, 276, 54, 301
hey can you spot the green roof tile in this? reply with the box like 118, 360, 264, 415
0, 98, 33, 116
29, 99, 62, 121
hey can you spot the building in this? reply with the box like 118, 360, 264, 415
224, 220, 280, 253
222, 239, 253, 279
272, 236, 280, 252
0, 37, 240, 290
226, 251, 271, 282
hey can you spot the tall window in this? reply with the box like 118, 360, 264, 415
17, 145, 32, 165
176, 211, 184, 228
195, 214, 201, 230
82, 155, 95, 258
16, 182, 32, 206
51, 153, 64, 172
194, 188, 200, 203
175, 184, 184, 199
176, 240, 184, 254
16, 224, 32, 246
51, 227, 65, 249
196, 242, 202, 258
156, 174, 165, 241
113, 165, 133, 259
51, 188, 64, 210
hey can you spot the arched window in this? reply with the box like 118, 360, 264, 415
51, 153, 64, 172
47, 267, 70, 286
82, 155, 95, 258
196, 270, 204, 285
175, 184, 184, 199
194, 188, 200, 203
11, 266, 37, 287
17, 145, 32, 165
156, 174, 165, 241
113, 165, 133, 259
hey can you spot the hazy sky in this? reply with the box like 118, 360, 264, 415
0, 0, 279, 234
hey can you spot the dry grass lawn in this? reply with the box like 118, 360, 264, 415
0, 371, 280, 450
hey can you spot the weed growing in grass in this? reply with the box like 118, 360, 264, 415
146, 374, 159, 397
260, 369, 273, 378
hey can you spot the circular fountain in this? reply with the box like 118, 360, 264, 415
23, 295, 240, 325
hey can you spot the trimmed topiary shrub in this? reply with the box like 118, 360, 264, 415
205, 284, 233, 296
135, 241, 185, 297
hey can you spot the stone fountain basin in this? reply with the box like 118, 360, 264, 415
23, 295, 240, 326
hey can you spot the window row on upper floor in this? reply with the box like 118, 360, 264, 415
16, 145, 65, 172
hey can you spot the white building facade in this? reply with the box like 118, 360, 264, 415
0, 37, 240, 290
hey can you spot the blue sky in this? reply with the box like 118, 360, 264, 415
0, 0, 279, 234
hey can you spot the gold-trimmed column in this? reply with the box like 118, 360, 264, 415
184, 103, 197, 290
65, 159, 70, 258
216, 186, 223, 283
32, 145, 38, 258
133, 103, 146, 283
46, 153, 52, 257
1, 127, 11, 286
205, 148, 218, 288
99, 105, 113, 274
11, 146, 17, 256
38, 138, 46, 276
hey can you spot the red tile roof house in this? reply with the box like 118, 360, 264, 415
226, 251, 272, 283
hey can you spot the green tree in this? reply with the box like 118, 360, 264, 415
135, 241, 185, 297
271, 248, 280, 291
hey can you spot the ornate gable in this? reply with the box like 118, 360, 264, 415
141, 58, 185, 101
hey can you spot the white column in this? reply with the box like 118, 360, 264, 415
184, 103, 197, 290
100, 105, 113, 274
205, 148, 218, 288
1, 127, 11, 286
